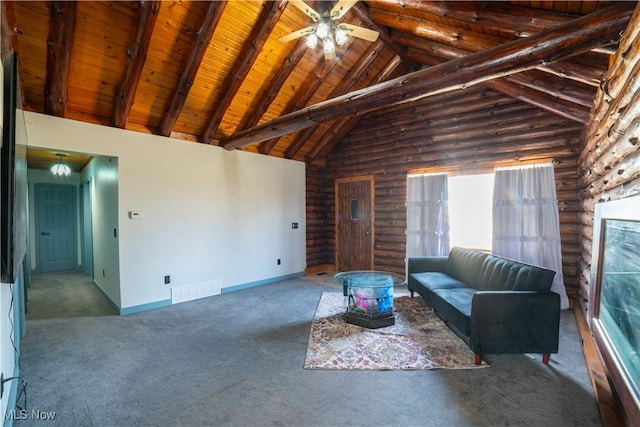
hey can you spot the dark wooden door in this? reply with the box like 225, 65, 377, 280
335, 176, 374, 271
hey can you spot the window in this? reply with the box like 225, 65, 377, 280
350, 199, 359, 220
406, 162, 568, 308
448, 174, 493, 251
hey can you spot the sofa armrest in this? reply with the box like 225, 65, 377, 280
408, 257, 449, 274
469, 291, 560, 355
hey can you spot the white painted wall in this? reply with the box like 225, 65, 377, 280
23, 112, 306, 310
81, 156, 121, 306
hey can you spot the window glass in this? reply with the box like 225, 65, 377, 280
448, 174, 493, 250
350, 199, 359, 220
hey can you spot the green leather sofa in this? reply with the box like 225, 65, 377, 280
408, 247, 561, 364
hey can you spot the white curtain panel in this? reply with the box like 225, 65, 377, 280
406, 173, 450, 258
492, 163, 569, 309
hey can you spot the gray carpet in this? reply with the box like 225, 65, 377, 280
14, 271, 602, 426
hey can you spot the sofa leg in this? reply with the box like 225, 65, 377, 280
409, 290, 414, 298
474, 354, 482, 365
542, 353, 550, 365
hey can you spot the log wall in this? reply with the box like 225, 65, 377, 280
308, 85, 587, 298
576, 7, 640, 310
305, 163, 333, 271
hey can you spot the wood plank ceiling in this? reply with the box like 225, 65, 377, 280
1, 1, 635, 170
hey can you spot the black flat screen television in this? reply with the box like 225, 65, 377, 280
1, 52, 28, 283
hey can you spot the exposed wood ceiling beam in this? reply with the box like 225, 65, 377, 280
485, 80, 589, 123
222, 3, 634, 150
45, 1, 76, 117
373, 8, 607, 87
306, 55, 405, 163
1, 1, 27, 110
400, 34, 593, 122
408, 48, 590, 123
535, 58, 607, 88
251, 14, 371, 155
370, 0, 572, 37
503, 71, 595, 108
350, 2, 420, 70
159, 1, 226, 137
112, 1, 159, 129
235, 38, 308, 133
1, 1, 18, 60
248, 43, 350, 154
368, 0, 618, 54
284, 39, 385, 159
203, 0, 288, 145
397, 33, 596, 107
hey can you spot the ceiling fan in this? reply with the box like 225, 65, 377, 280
277, 0, 379, 60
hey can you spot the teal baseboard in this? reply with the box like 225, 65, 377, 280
90, 280, 171, 316
222, 272, 304, 294
92, 272, 304, 316
120, 299, 172, 316
91, 280, 121, 314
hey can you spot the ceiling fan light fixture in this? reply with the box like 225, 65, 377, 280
306, 33, 318, 49
323, 34, 335, 55
335, 27, 348, 46
51, 154, 71, 176
316, 22, 330, 39
279, 1, 378, 60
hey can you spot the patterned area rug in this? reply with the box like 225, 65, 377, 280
304, 292, 489, 370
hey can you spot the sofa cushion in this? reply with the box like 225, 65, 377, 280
410, 272, 468, 305
429, 287, 477, 336
478, 255, 556, 291
447, 247, 489, 288
447, 247, 556, 292
410, 272, 468, 291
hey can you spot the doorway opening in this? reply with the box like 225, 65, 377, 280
26, 151, 119, 318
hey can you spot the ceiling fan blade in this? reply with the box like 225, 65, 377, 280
337, 23, 379, 42
277, 26, 316, 43
288, 0, 321, 22
330, 0, 358, 20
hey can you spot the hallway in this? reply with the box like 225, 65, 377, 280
26, 271, 117, 320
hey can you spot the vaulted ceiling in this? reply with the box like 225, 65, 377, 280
1, 1, 636, 169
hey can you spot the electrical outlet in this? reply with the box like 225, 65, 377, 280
164, 275, 170, 284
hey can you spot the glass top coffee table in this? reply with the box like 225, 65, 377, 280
333, 270, 406, 329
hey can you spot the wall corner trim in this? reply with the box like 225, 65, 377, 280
91, 280, 120, 314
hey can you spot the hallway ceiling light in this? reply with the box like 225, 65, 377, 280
51, 154, 71, 176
